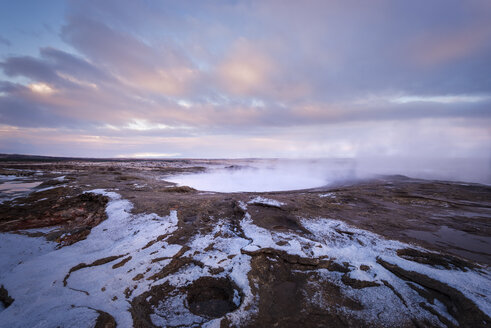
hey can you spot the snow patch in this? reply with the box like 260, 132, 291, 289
0, 189, 180, 327
1, 189, 489, 327
34, 184, 67, 193
248, 196, 284, 207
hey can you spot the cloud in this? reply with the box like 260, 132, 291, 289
28, 82, 56, 94
0, 35, 11, 47
407, 26, 491, 68
61, 15, 199, 96
1, 56, 60, 83
116, 152, 181, 158
216, 38, 275, 96
2, 117, 489, 161
0, 0, 490, 162
40, 47, 111, 84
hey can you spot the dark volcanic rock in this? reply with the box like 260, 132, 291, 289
396, 248, 476, 271
0, 189, 109, 246
94, 310, 117, 328
161, 186, 197, 193
0, 285, 14, 308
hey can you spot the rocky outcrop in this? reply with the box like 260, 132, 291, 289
0, 190, 109, 246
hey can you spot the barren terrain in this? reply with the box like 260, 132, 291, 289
0, 157, 490, 327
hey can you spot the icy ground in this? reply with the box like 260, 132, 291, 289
0, 190, 490, 327
0, 178, 43, 204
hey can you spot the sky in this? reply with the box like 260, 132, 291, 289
0, 0, 490, 159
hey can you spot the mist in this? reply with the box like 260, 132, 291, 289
165, 157, 490, 192
166, 159, 355, 192
355, 157, 491, 185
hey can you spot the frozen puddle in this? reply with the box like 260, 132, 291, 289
165, 167, 331, 192
0, 180, 43, 204
0, 181, 42, 194
405, 226, 491, 264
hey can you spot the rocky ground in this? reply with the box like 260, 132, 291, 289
0, 158, 489, 327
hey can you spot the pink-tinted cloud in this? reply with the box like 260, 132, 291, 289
216, 38, 275, 96
407, 24, 491, 68
62, 15, 199, 96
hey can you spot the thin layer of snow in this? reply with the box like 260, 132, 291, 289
300, 218, 491, 319
1, 190, 489, 327
319, 192, 336, 198
0, 233, 56, 280
0, 189, 180, 328
0, 175, 19, 181
150, 294, 205, 327
30, 306, 99, 328
237, 200, 490, 325
150, 219, 254, 327
34, 184, 67, 193
248, 196, 285, 207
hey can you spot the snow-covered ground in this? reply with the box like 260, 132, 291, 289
0, 190, 180, 327
0, 190, 489, 327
